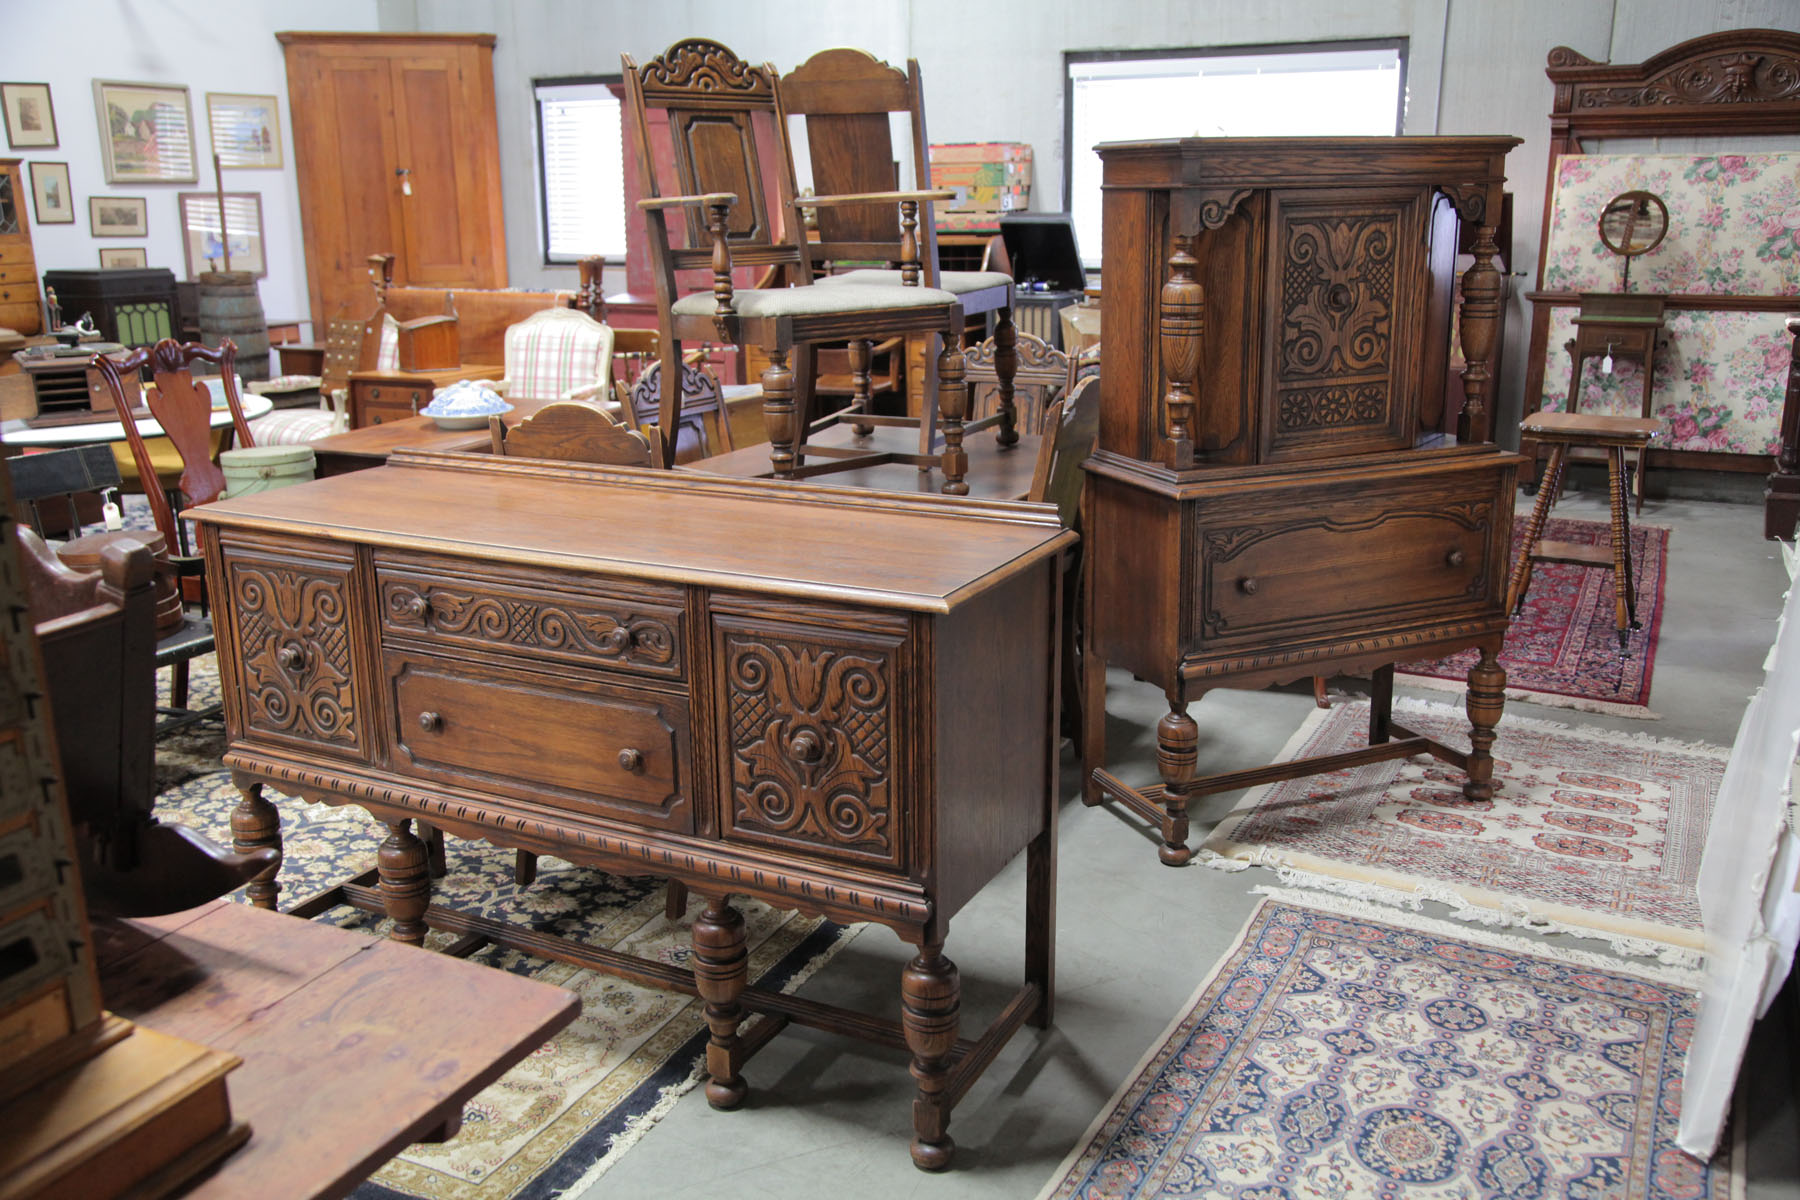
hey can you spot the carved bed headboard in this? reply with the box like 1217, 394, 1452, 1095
1520, 29, 1800, 485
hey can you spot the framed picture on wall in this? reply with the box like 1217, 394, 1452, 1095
99, 247, 148, 269
28, 161, 73, 224
89, 195, 147, 236
178, 191, 266, 279
1, 83, 58, 149
206, 92, 282, 169
94, 80, 197, 183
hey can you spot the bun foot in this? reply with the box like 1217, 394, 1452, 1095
1158, 841, 1193, 867
910, 1135, 954, 1171
705, 1076, 748, 1110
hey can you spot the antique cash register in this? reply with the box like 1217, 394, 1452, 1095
193, 450, 1072, 1169
1081, 136, 1524, 864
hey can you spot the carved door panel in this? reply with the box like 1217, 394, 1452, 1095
1260, 188, 1428, 463
219, 540, 367, 760
711, 598, 909, 871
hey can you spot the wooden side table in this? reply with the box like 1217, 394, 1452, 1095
1507, 410, 1660, 653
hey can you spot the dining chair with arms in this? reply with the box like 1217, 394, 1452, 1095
621, 38, 999, 493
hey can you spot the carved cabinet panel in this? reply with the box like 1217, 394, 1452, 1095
711, 598, 909, 871
1262, 190, 1427, 463
221, 541, 366, 758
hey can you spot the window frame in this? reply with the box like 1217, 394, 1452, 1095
533, 72, 628, 268
1062, 38, 1409, 266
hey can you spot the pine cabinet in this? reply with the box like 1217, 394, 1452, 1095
0, 159, 42, 335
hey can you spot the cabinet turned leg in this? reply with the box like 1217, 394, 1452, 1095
228, 775, 281, 910
1462, 647, 1505, 804
761, 348, 797, 479
692, 895, 749, 1110
377, 818, 432, 946
902, 945, 961, 1171
1155, 705, 1198, 866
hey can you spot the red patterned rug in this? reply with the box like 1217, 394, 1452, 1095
1200, 699, 1726, 956
1398, 516, 1669, 716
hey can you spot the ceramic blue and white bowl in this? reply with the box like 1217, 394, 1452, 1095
422, 380, 512, 429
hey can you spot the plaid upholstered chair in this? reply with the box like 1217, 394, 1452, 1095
494, 307, 615, 406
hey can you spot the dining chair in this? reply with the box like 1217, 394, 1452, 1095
621, 38, 1005, 493
775, 47, 1019, 455
495, 307, 616, 406
1027, 373, 1100, 751
967, 329, 1069, 435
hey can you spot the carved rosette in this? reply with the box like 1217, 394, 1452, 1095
234, 563, 358, 748
1277, 385, 1387, 430
381, 581, 679, 676
1279, 216, 1395, 383
724, 632, 897, 864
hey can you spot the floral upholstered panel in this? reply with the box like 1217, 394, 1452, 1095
1535, 153, 1800, 455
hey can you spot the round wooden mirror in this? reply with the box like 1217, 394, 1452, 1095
1597, 190, 1670, 258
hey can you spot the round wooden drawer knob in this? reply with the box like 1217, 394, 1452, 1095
418, 711, 443, 732
617, 747, 644, 772
787, 731, 823, 763
405, 594, 431, 619
276, 644, 306, 671
1237, 577, 1259, 595
1445, 549, 1466, 568
601, 626, 631, 653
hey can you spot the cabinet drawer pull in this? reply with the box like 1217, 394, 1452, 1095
405, 594, 431, 620
1445, 548, 1466, 568
1237, 576, 1259, 595
787, 730, 823, 763
418, 710, 443, 732
600, 626, 631, 653
276, 644, 306, 671
617, 747, 644, 772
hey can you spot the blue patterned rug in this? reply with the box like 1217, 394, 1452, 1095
154, 673, 858, 1199
1037, 893, 1739, 1200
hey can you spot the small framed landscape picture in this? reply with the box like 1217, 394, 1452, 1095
28, 161, 73, 224
90, 195, 148, 237
207, 92, 282, 169
178, 191, 266, 278
99, 247, 148, 269
94, 80, 196, 183
1, 82, 58, 149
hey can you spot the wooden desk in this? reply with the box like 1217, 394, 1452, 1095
193, 452, 1072, 1169
348, 364, 502, 429
1084, 136, 1522, 865
93, 899, 578, 1200
689, 422, 1041, 501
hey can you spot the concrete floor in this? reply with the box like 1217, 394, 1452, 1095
583, 486, 1799, 1200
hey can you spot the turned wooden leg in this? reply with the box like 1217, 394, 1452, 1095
1462, 646, 1505, 803
902, 944, 961, 1171
1608, 445, 1639, 652
1155, 703, 1197, 866
228, 773, 281, 910
1505, 443, 1567, 615
1369, 663, 1394, 745
849, 338, 875, 437
936, 321, 969, 496
692, 895, 749, 1109
377, 818, 431, 946
993, 309, 1019, 446
761, 347, 797, 479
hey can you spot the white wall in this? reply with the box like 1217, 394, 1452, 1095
1, 0, 382, 337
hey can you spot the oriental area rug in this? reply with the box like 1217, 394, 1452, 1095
154, 716, 858, 1200
1036, 894, 1741, 1200
1199, 699, 1726, 958
1397, 516, 1669, 717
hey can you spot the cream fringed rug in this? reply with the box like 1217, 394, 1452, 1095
1036, 894, 1740, 1200
1199, 698, 1726, 957
154, 769, 858, 1200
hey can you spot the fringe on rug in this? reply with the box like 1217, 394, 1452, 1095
1394, 670, 1662, 719
1386, 694, 1728, 755
1200, 850, 1703, 968
1251, 886, 1706, 989
548, 922, 861, 1196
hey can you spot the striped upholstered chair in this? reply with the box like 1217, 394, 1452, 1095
494, 307, 615, 407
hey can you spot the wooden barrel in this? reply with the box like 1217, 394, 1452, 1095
58, 530, 184, 635
196, 271, 270, 382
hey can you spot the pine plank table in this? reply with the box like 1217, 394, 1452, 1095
92, 899, 578, 1200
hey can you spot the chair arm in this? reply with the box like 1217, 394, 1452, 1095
560, 380, 607, 404
636, 192, 738, 211
799, 191, 953, 287
793, 189, 955, 208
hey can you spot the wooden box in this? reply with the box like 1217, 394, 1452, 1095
395, 313, 459, 371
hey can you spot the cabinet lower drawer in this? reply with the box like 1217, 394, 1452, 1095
1187, 468, 1507, 653
385, 651, 693, 832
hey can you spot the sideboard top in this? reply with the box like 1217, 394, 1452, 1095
193, 454, 1074, 614
1097, 135, 1522, 190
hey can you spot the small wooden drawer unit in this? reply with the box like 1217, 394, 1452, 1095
350, 379, 432, 427
197, 450, 1073, 1168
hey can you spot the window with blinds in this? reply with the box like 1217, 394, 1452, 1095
535, 78, 626, 264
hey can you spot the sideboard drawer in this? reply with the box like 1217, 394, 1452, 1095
1188, 473, 1504, 652
374, 554, 686, 682
385, 651, 693, 832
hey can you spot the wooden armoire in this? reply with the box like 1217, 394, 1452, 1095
279, 33, 508, 332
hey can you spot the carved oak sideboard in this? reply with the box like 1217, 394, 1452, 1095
193, 451, 1073, 1169
1083, 137, 1525, 864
